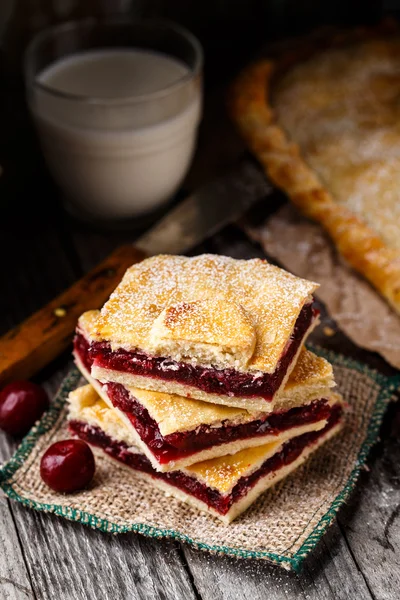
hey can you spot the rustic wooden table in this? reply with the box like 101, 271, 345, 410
1, 73, 400, 600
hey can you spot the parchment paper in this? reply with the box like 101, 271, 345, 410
245, 205, 400, 369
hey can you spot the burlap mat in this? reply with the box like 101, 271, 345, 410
245, 205, 400, 369
1, 350, 399, 571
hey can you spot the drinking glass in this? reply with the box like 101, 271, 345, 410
24, 18, 203, 222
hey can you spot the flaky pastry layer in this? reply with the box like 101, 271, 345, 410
81, 254, 318, 373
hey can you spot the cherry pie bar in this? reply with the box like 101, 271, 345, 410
76, 254, 319, 411
65, 253, 344, 523
74, 339, 335, 471
68, 384, 343, 523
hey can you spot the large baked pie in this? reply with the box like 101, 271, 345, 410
230, 23, 400, 314
68, 384, 343, 523
76, 254, 319, 411
74, 339, 335, 471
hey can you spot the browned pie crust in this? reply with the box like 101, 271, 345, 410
229, 21, 400, 314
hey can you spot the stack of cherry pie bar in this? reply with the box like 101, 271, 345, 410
68, 254, 344, 523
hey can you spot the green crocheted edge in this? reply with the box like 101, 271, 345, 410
1, 348, 399, 572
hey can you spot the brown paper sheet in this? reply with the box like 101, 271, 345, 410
245, 205, 400, 369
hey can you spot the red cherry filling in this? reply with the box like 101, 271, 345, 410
0, 381, 49, 436
40, 439, 95, 493
79, 303, 317, 400
105, 381, 332, 464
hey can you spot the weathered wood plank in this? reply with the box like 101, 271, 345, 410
338, 403, 400, 600
68, 226, 137, 273
183, 524, 374, 600
0, 357, 73, 600
0, 375, 33, 600
0, 425, 35, 600
11, 507, 197, 600
0, 497, 35, 600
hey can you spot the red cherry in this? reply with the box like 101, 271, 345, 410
0, 381, 49, 436
40, 439, 95, 493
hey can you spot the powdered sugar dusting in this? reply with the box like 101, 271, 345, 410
92, 254, 318, 373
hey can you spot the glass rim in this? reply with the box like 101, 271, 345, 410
24, 17, 203, 106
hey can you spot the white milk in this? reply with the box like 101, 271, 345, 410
31, 49, 202, 219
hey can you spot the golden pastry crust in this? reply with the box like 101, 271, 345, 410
77, 310, 102, 341
83, 254, 317, 374
149, 299, 256, 370
68, 385, 138, 449
184, 440, 281, 494
133, 386, 258, 435
230, 22, 400, 314
284, 347, 332, 391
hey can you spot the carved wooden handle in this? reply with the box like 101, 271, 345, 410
0, 245, 145, 387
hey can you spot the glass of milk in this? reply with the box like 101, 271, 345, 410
24, 19, 203, 222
